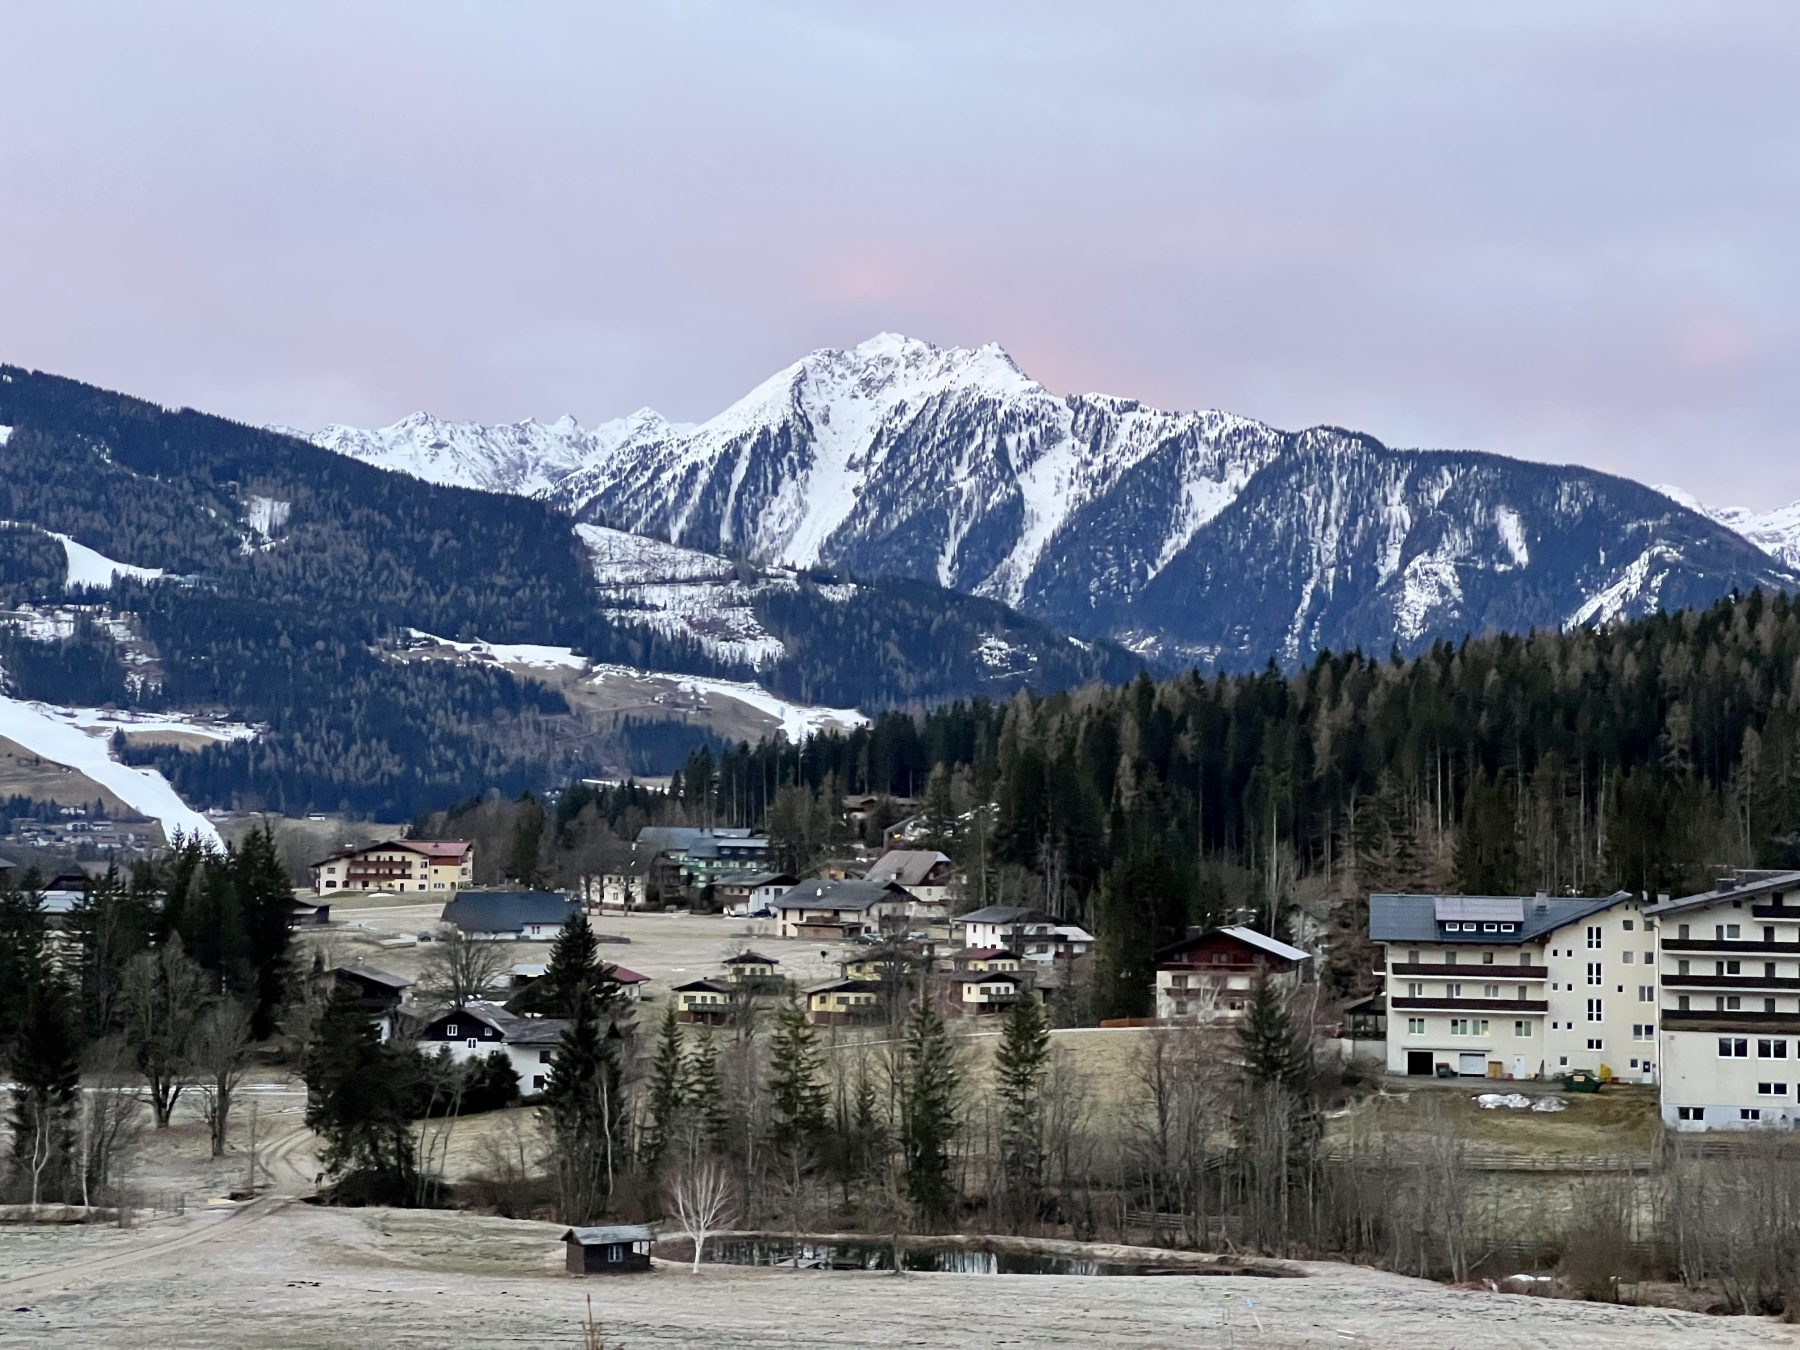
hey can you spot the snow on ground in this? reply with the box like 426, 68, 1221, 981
0, 425, 11, 446
575, 523, 737, 584
1565, 545, 1679, 629
49, 532, 165, 589
0, 694, 229, 845
404, 630, 589, 670
590, 664, 867, 742
598, 580, 789, 666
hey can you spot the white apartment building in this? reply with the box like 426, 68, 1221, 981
1370, 892, 1658, 1082
1647, 870, 1800, 1131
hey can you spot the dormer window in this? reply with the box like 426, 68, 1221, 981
1483, 923, 1497, 933
446, 1024, 458, 1037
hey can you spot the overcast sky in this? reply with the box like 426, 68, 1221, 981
5, 3, 1797, 505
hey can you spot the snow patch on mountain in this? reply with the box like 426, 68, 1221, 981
588, 664, 866, 743
1656, 484, 1800, 570
0, 693, 228, 846
403, 630, 590, 671
10, 527, 167, 590
1494, 506, 1529, 568
575, 523, 736, 585
1566, 545, 1681, 628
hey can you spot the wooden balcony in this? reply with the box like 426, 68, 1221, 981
1751, 905, 1800, 919
1661, 973, 1800, 991
1390, 997, 1548, 1013
1391, 962, 1546, 980
1661, 1009, 1800, 1034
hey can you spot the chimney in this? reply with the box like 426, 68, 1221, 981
1718, 876, 1739, 893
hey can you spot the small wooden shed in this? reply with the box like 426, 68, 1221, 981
562, 1224, 655, 1275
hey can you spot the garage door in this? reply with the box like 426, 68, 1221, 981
1458, 1052, 1487, 1076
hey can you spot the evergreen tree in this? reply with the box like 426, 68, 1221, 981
901, 998, 960, 1228
765, 1004, 828, 1168
681, 1028, 728, 1153
641, 1000, 687, 1175
232, 822, 296, 1038
506, 791, 546, 886
536, 911, 602, 1019
1238, 974, 1310, 1094
5, 966, 81, 1203
542, 988, 623, 1223
303, 986, 419, 1204
0, 878, 47, 1053
994, 990, 1050, 1223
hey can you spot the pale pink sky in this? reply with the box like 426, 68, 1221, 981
4, 2, 1798, 505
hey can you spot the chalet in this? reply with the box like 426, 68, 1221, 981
594, 847, 652, 911
414, 1001, 590, 1094
311, 839, 473, 895
440, 890, 576, 941
805, 978, 883, 1025
672, 978, 736, 1025
841, 945, 921, 982
956, 906, 1059, 953
954, 946, 1023, 975
604, 963, 650, 1001
1370, 891, 1651, 1081
775, 879, 915, 940
960, 968, 1028, 1015
562, 1225, 654, 1275
333, 964, 412, 1041
864, 850, 959, 907
1153, 926, 1309, 1022
634, 827, 773, 886
721, 950, 781, 985
718, 871, 798, 915
40, 871, 89, 917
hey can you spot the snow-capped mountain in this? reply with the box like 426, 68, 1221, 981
1655, 485, 1800, 571
279, 408, 687, 497
287, 333, 1799, 668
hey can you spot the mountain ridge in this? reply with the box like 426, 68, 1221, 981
285, 334, 1799, 668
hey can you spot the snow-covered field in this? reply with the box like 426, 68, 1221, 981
403, 629, 590, 671
0, 695, 243, 845
589, 664, 867, 742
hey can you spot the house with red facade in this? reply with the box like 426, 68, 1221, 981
1152, 926, 1309, 1022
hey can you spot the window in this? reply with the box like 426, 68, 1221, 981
1514, 1020, 1533, 1037
1450, 1018, 1469, 1035
1718, 923, 1741, 940
1769, 963, 1780, 980
445, 1024, 458, 1037
1768, 998, 1780, 1014
538, 1050, 553, 1064
1639, 986, 1655, 1002
1633, 1024, 1652, 1041
1445, 950, 1459, 963
466, 1038, 480, 1050
1623, 951, 1635, 965
1742, 1109, 1763, 1122
1483, 984, 1500, 999
1762, 1083, 1791, 1097
1677, 1106, 1703, 1122
1483, 923, 1497, 933
1587, 962, 1602, 986
1558, 1056, 1569, 1067
1587, 925, 1602, 949
1587, 998, 1603, 1023
1475, 1020, 1490, 1035
533, 1075, 545, 1091
1447, 983, 1463, 998
1515, 985, 1529, 1000
1587, 1037, 1603, 1051
1679, 995, 1691, 1011
1767, 928, 1779, 946
1759, 1039, 1789, 1060
1482, 951, 1495, 965
1718, 960, 1742, 976
1407, 1018, 1425, 1035
1678, 924, 1691, 940
1644, 951, 1653, 964
1623, 919, 1635, 932
1499, 923, 1515, 933
1407, 949, 1420, 964
1407, 983, 1424, 998
1725, 996, 1742, 1012
1677, 959, 1691, 976
1720, 1037, 1750, 1058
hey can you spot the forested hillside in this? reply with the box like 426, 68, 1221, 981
645, 590, 1800, 1014
0, 366, 1136, 816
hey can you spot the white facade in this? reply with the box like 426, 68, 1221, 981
1651, 873, 1800, 1131
1374, 893, 1656, 1083
599, 870, 649, 910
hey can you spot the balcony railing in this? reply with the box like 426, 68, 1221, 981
1390, 997, 1548, 1013
1390, 962, 1547, 980
1750, 905, 1800, 919
1661, 1009, 1800, 1033
1661, 973, 1800, 990
1663, 939, 1800, 955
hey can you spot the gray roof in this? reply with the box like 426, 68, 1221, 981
563, 1225, 654, 1246
1433, 896, 1525, 924
440, 891, 575, 934
673, 978, 735, 993
956, 905, 1056, 926
1645, 870, 1800, 918
336, 964, 411, 990
635, 826, 753, 854
687, 834, 770, 861
865, 850, 951, 887
1369, 891, 1635, 944
737, 871, 799, 889
436, 1001, 569, 1045
778, 879, 909, 912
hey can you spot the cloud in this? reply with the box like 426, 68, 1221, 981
2, 1, 1797, 505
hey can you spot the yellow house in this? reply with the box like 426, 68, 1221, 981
842, 947, 918, 981
805, 979, 881, 1025
958, 947, 1022, 975
311, 839, 474, 895
721, 950, 781, 984
673, 979, 735, 1025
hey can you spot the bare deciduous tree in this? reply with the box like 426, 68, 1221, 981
120, 935, 209, 1128
77, 1035, 146, 1207
418, 926, 509, 1011
192, 999, 253, 1158
667, 1155, 736, 1272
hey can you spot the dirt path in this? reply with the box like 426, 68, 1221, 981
0, 1122, 315, 1300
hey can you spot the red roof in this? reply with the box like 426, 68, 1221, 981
407, 839, 471, 860
603, 964, 649, 984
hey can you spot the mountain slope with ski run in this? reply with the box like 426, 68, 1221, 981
286, 334, 1798, 668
